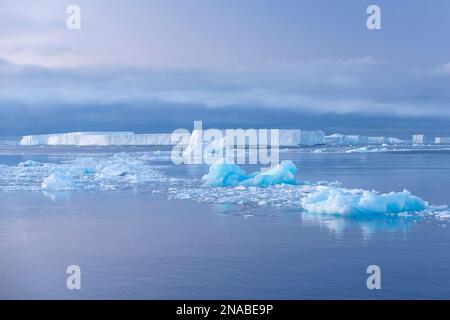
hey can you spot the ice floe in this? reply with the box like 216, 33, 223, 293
0, 152, 173, 192
202, 159, 297, 187
18, 160, 44, 167
300, 186, 427, 216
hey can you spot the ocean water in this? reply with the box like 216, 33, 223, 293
0, 144, 450, 299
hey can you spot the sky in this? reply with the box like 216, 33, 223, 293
1, 0, 450, 137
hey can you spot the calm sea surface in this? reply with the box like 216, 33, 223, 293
1, 145, 449, 299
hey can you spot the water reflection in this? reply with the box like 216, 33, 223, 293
42, 191, 72, 201
301, 211, 419, 239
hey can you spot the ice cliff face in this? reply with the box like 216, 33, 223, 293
324, 134, 406, 145
278, 129, 325, 146
20, 130, 408, 147
20, 132, 187, 146
20, 130, 326, 146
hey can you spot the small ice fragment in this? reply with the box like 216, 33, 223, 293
18, 160, 43, 167
41, 173, 75, 191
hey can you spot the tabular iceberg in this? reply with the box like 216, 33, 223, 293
435, 137, 450, 144
20, 129, 325, 147
324, 133, 405, 145
20, 132, 188, 146
279, 129, 325, 146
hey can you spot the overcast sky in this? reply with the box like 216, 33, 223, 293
1, 0, 450, 137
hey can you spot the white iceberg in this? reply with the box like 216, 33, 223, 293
324, 133, 371, 145
386, 137, 405, 144
20, 132, 187, 146
324, 133, 345, 145
435, 137, 450, 144
367, 136, 386, 144
412, 134, 426, 144
41, 172, 75, 191
297, 130, 325, 146
300, 186, 427, 216
20, 129, 325, 147
325, 133, 405, 145
344, 135, 369, 145
240, 161, 298, 187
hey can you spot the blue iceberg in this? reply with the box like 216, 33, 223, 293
202, 160, 297, 187
300, 186, 428, 216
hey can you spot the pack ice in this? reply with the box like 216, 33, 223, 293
1, 152, 446, 220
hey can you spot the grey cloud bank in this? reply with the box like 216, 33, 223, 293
1, 57, 450, 137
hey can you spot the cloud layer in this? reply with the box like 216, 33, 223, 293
1, 57, 450, 137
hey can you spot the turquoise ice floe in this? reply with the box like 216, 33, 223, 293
202, 160, 298, 187
300, 186, 428, 216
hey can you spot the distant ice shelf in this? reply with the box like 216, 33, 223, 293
19, 130, 326, 146
20, 132, 188, 146
324, 133, 405, 145
20, 130, 411, 146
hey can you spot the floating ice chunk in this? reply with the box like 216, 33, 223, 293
18, 160, 44, 167
240, 160, 297, 187
345, 147, 369, 153
41, 173, 75, 191
202, 160, 297, 187
435, 211, 450, 220
300, 186, 427, 215
201, 160, 249, 187
345, 146, 388, 153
